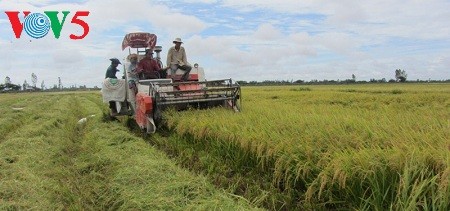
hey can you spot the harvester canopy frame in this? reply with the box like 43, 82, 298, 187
122, 32, 157, 50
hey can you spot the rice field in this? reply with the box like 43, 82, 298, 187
163, 83, 449, 210
1, 83, 448, 210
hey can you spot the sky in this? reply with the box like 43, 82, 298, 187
1, 0, 449, 88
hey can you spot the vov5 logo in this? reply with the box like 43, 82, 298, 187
5, 11, 90, 40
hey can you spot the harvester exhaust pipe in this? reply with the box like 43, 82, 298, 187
154, 46, 162, 60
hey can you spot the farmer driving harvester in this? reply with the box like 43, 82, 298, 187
136, 49, 167, 80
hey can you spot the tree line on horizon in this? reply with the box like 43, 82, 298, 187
1, 69, 449, 92
0, 73, 100, 92
237, 69, 449, 85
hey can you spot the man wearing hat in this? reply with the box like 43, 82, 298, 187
136, 49, 165, 79
105, 58, 122, 116
126, 54, 139, 94
105, 58, 121, 79
166, 37, 191, 81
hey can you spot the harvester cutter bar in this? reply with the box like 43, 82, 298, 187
149, 79, 241, 110
155, 79, 233, 86
156, 96, 236, 105
161, 87, 238, 95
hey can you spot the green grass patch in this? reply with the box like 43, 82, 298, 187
0, 92, 260, 210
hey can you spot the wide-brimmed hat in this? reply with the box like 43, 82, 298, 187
110, 58, 121, 64
173, 38, 183, 44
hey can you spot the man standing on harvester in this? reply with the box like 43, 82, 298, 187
167, 38, 191, 81
105, 58, 122, 116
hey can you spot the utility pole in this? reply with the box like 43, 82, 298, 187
58, 77, 62, 90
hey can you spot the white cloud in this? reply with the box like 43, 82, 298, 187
221, 0, 312, 13
252, 23, 282, 41
183, 0, 218, 3
316, 32, 360, 55
61, 0, 206, 41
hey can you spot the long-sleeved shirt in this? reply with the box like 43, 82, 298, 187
166, 46, 188, 67
127, 63, 138, 81
137, 57, 161, 79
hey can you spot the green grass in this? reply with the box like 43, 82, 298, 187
0, 92, 260, 210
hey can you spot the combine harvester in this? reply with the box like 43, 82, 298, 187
102, 32, 241, 134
